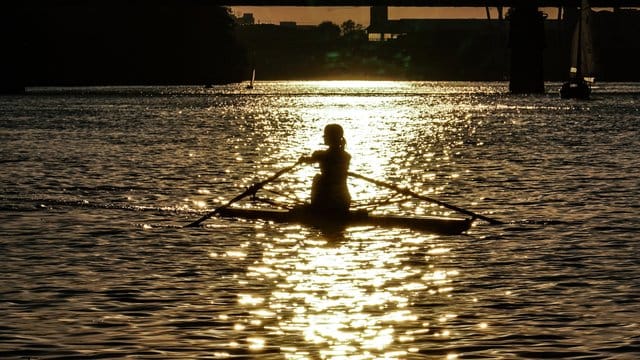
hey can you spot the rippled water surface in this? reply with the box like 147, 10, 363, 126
1, 82, 640, 359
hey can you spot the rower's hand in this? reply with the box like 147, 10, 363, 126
298, 155, 312, 164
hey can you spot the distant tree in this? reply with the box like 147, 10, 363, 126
317, 21, 341, 41
340, 20, 361, 36
340, 20, 367, 42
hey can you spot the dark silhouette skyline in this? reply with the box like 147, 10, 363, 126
236, 8, 640, 82
1, 1, 639, 93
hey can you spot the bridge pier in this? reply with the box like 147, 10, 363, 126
0, 5, 26, 94
508, 3, 546, 93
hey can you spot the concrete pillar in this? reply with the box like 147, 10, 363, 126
0, 5, 26, 94
507, 3, 546, 93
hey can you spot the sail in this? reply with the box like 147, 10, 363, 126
569, 0, 595, 82
580, 0, 595, 81
246, 68, 255, 89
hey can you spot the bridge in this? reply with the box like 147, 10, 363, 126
222, 0, 638, 93
214, 0, 640, 6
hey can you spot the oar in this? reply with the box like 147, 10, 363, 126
348, 171, 503, 225
185, 161, 301, 228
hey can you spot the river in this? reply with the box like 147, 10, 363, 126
1, 81, 639, 359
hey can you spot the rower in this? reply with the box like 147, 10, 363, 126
299, 124, 352, 214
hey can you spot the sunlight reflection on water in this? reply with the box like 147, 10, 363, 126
184, 82, 558, 359
2, 82, 640, 359
232, 226, 461, 359
260, 82, 478, 220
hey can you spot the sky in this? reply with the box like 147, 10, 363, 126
229, 6, 563, 26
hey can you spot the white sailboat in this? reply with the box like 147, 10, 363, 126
245, 68, 255, 89
561, 0, 595, 99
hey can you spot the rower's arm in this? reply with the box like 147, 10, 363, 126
299, 153, 319, 164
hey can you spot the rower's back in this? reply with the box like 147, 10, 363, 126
310, 147, 351, 213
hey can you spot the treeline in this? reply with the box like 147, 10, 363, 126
237, 21, 516, 81
238, 9, 640, 82
238, 22, 410, 81
0, 0, 248, 92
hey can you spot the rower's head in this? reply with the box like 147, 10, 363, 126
323, 124, 346, 149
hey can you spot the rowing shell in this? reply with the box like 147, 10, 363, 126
216, 207, 472, 235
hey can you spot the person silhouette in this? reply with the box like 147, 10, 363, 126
299, 124, 351, 214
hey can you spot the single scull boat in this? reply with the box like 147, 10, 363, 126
216, 206, 472, 235
185, 162, 499, 232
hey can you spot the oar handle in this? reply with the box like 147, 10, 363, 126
348, 171, 503, 225
185, 161, 301, 228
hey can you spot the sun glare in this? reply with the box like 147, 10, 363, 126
306, 80, 406, 89
282, 92, 423, 205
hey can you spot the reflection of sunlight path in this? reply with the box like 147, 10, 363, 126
269, 82, 474, 218
241, 228, 458, 360
278, 242, 411, 358
218, 82, 485, 359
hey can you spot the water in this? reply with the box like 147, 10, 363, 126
1, 81, 639, 359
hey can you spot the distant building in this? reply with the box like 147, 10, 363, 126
280, 21, 297, 28
370, 6, 388, 27
237, 13, 255, 25
368, 6, 390, 41
368, 6, 503, 42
